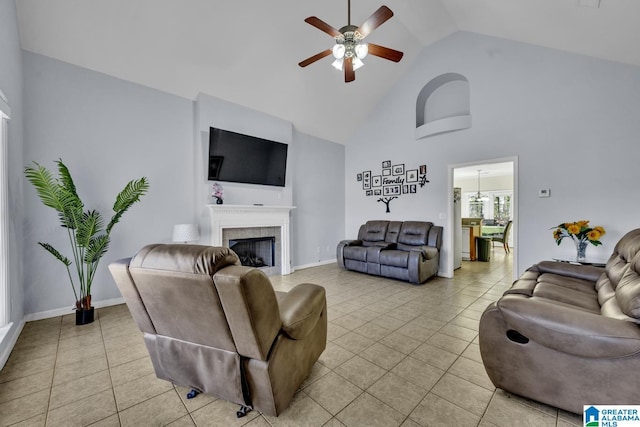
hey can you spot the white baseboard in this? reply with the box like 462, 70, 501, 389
23, 297, 125, 322
293, 259, 337, 271
0, 320, 25, 370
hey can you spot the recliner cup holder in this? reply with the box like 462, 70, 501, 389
506, 329, 529, 344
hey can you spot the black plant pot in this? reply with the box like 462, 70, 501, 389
76, 307, 95, 325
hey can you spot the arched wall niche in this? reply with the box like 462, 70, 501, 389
415, 72, 471, 140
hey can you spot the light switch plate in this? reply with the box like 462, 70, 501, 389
538, 189, 551, 198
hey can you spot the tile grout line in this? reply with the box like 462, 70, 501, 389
43, 315, 63, 427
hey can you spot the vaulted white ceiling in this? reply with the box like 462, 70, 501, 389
15, 0, 640, 144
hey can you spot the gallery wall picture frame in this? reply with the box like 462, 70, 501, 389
402, 185, 409, 194
384, 185, 401, 196
357, 173, 363, 182
419, 165, 427, 175
372, 176, 382, 187
407, 169, 418, 182
410, 185, 417, 193
382, 169, 391, 176
366, 190, 373, 196
374, 189, 382, 195
392, 164, 405, 176
382, 160, 391, 168
363, 171, 371, 190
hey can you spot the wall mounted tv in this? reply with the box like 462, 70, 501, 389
208, 127, 288, 187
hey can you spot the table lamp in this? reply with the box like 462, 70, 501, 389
172, 224, 200, 243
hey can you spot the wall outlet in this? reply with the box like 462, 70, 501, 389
538, 189, 551, 198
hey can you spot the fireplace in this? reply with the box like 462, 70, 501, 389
208, 204, 295, 275
229, 236, 276, 268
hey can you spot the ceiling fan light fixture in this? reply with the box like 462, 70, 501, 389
299, 3, 402, 83
332, 44, 346, 59
352, 56, 364, 70
355, 43, 368, 59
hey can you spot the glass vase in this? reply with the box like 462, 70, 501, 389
575, 239, 588, 262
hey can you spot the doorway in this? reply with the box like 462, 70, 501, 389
447, 158, 518, 279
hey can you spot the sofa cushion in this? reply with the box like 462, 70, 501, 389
385, 221, 402, 244
379, 250, 409, 268
606, 228, 640, 290
397, 221, 431, 247
358, 221, 389, 244
532, 281, 600, 313
615, 252, 640, 319
343, 246, 367, 262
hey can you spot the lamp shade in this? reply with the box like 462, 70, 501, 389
172, 224, 200, 243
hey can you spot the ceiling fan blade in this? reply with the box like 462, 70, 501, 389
304, 16, 341, 38
357, 6, 394, 38
368, 43, 404, 62
344, 57, 355, 83
298, 49, 333, 68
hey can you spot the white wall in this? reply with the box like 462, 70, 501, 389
347, 32, 640, 276
291, 129, 345, 267
0, 0, 26, 363
22, 51, 194, 315
20, 51, 346, 317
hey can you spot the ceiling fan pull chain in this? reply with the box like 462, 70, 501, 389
348, 0, 351, 25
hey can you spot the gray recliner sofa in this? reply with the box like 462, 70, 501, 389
479, 228, 640, 414
109, 244, 327, 417
337, 220, 443, 284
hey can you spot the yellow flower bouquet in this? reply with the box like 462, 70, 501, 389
552, 220, 605, 261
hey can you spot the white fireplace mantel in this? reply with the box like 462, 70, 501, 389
207, 204, 295, 275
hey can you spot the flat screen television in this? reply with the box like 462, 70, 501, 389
207, 127, 288, 187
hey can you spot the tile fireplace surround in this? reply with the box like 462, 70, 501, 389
207, 204, 295, 275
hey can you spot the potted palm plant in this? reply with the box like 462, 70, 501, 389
25, 159, 149, 325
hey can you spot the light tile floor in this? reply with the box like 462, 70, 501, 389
0, 250, 583, 426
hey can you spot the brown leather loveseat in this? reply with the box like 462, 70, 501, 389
479, 228, 640, 414
337, 220, 443, 284
109, 244, 327, 417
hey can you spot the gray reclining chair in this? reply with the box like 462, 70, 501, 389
109, 244, 327, 417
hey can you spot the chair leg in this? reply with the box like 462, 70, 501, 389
504, 242, 509, 253
237, 405, 253, 418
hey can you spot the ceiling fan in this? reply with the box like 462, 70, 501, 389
298, 0, 404, 83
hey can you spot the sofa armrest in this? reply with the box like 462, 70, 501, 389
340, 239, 362, 247
498, 294, 640, 358
279, 283, 326, 340
337, 240, 363, 268
407, 245, 438, 260
534, 260, 604, 282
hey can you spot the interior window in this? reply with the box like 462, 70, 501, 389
0, 108, 9, 327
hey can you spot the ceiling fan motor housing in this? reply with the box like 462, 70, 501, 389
335, 25, 364, 59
